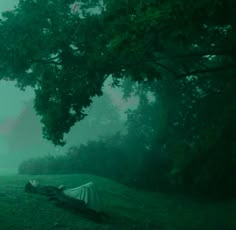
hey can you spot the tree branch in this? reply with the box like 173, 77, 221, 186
31, 55, 62, 65
155, 49, 234, 61
153, 62, 178, 76
176, 64, 236, 79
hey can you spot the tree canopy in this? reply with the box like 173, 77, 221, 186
0, 0, 235, 145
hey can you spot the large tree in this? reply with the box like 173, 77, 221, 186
0, 0, 235, 145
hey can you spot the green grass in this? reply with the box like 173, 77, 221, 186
0, 174, 236, 230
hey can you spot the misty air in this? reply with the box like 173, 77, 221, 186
0, 0, 235, 229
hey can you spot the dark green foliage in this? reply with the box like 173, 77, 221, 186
2, 0, 236, 200
0, 0, 235, 144
178, 109, 236, 199
18, 135, 131, 184
18, 74, 236, 199
161, 77, 236, 198
17, 91, 171, 191
17, 142, 158, 190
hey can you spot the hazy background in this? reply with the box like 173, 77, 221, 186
0, 0, 138, 172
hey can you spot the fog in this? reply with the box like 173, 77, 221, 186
0, 81, 34, 170
0, 0, 18, 11
0, 80, 137, 170
0, 0, 139, 172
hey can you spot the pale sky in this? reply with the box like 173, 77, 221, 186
0, 0, 18, 12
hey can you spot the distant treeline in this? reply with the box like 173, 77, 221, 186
18, 79, 236, 200
18, 134, 169, 191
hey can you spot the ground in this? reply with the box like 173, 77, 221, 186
0, 174, 236, 230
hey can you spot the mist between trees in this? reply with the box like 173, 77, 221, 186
0, 0, 235, 200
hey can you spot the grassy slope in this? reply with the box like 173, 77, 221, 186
0, 174, 236, 230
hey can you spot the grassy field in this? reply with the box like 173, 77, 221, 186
0, 174, 236, 230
